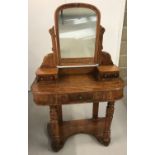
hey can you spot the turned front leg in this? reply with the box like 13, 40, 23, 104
103, 101, 115, 145
49, 105, 63, 151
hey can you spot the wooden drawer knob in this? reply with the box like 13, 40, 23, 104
79, 95, 83, 100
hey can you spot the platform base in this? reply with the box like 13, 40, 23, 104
47, 117, 111, 152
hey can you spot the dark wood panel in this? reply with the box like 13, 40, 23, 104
60, 58, 95, 66
59, 67, 96, 75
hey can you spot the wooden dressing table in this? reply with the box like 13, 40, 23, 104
31, 3, 124, 152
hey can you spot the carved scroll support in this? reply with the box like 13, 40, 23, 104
99, 51, 113, 65
98, 26, 114, 66
49, 26, 59, 65
98, 25, 105, 51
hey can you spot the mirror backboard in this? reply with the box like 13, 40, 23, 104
55, 3, 100, 66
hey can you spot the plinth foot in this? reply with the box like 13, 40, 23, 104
96, 136, 111, 146
47, 123, 64, 152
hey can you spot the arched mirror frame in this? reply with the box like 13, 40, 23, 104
54, 3, 101, 66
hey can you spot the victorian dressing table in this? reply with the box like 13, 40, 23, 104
31, 3, 124, 152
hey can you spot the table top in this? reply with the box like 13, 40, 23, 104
31, 74, 124, 95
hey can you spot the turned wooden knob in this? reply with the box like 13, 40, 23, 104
79, 96, 82, 99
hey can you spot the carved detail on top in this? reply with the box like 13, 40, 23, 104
40, 53, 56, 68
99, 51, 113, 65
49, 27, 57, 53
49, 26, 58, 65
37, 53, 58, 82
99, 25, 105, 51
98, 25, 113, 65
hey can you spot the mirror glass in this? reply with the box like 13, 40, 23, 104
58, 8, 97, 58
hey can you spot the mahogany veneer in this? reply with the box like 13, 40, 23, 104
31, 3, 124, 152
32, 71, 124, 151
32, 74, 123, 105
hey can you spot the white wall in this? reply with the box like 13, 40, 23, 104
28, 0, 126, 90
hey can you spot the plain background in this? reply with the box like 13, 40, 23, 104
28, 0, 126, 89
1, 1, 155, 155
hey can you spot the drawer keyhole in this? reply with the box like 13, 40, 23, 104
79, 96, 82, 99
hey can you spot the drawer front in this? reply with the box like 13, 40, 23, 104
59, 93, 93, 104
59, 94, 68, 104
33, 93, 56, 105
68, 93, 93, 103
94, 90, 123, 101
58, 90, 123, 104
93, 92, 106, 101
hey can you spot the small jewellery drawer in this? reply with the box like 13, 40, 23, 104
59, 93, 93, 104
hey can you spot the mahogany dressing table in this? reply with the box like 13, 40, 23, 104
31, 3, 124, 152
